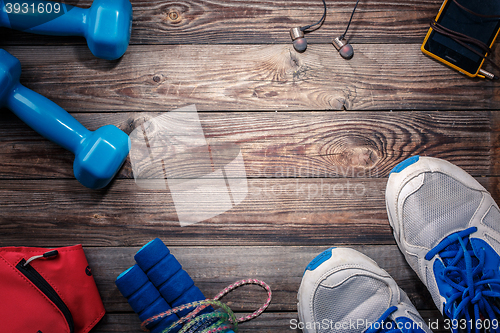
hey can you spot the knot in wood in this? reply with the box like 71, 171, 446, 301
326, 135, 381, 174
168, 10, 181, 23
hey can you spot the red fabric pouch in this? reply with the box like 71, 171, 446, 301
0, 244, 105, 333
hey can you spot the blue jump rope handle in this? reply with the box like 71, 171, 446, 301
118, 239, 235, 333
116, 265, 180, 333
135, 238, 212, 317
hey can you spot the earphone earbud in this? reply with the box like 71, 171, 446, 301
290, 27, 307, 53
333, 37, 354, 60
288, 0, 359, 59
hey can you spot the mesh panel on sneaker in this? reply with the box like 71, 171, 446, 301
312, 275, 390, 333
403, 253, 421, 280
482, 205, 500, 234
425, 266, 442, 309
485, 233, 500, 255
400, 290, 412, 306
405, 310, 426, 330
402, 172, 482, 249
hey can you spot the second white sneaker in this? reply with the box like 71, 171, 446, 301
297, 247, 432, 333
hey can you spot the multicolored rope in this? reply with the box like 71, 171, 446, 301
141, 279, 272, 333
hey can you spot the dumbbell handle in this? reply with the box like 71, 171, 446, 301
0, 0, 86, 36
7, 83, 89, 153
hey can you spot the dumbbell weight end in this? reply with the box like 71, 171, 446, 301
1, 49, 130, 189
0, 1, 86, 36
6, 83, 130, 189
0, 0, 132, 60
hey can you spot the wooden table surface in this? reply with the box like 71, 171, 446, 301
1, 0, 499, 332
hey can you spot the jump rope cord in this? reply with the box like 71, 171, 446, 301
141, 279, 272, 333
212, 279, 272, 323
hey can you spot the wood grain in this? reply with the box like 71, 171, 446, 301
0, 111, 494, 180
0, 178, 394, 247
3, 44, 499, 112
86, 245, 438, 313
1, 0, 499, 331
0, 0, 442, 45
92, 311, 447, 333
0, 177, 496, 247
92, 313, 302, 333
85, 245, 448, 332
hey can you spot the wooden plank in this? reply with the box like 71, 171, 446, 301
92, 313, 302, 333
0, 178, 395, 246
0, 0, 442, 45
83, 246, 447, 332
0, 177, 496, 247
3, 45, 499, 111
0, 111, 494, 180
86, 245, 437, 312
92, 311, 448, 333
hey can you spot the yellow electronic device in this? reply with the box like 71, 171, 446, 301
421, 0, 500, 78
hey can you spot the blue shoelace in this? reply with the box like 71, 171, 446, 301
425, 227, 500, 333
365, 306, 421, 333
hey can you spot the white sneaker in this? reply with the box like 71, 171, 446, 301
297, 247, 432, 333
386, 156, 500, 333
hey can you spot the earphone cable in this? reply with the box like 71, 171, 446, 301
431, 20, 500, 76
340, 0, 361, 39
452, 0, 500, 18
300, 0, 327, 32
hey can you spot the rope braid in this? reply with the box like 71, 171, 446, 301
141, 279, 272, 333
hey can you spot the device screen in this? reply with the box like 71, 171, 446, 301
424, 0, 500, 74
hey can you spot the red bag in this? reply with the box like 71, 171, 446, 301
0, 244, 105, 333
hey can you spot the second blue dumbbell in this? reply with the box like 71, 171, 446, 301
0, 0, 132, 60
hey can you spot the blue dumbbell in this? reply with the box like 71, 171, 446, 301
116, 265, 180, 333
0, 0, 132, 60
134, 239, 213, 318
0, 49, 130, 189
